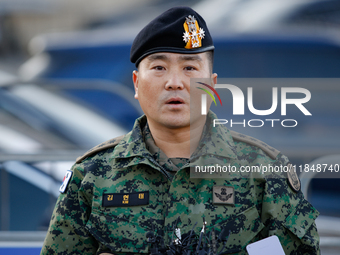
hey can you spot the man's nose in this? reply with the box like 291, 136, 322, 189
165, 71, 184, 90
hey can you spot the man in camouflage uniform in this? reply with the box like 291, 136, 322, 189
41, 7, 320, 255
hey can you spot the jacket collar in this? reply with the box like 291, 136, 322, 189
111, 111, 237, 166
110, 115, 149, 158
191, 111, 237, 160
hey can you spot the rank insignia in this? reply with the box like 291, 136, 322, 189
287, 163, 301, 192
102, 191, 149, 207
213, 186, 234, 205
183, 15, 205, 49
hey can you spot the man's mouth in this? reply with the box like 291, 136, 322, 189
166, 98, 185, 104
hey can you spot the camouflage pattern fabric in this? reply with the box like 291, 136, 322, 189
143, 123, 187, 174
41, 111, 320, 255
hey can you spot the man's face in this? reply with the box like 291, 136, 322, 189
133, 52, 217, 130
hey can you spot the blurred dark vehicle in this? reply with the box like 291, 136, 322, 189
0, 79, 130, 152
195, 0, 340, 34
0, 76, 135, 231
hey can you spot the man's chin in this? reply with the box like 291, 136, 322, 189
156, 114, 190, 129
161, 117, 206, 130
162, 120, 190, 130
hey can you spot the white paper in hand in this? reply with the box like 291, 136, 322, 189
246, 235, 285, 255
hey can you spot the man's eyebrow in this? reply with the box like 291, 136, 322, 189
179, 55, 202, 62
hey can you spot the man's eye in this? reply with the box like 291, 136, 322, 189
153, 66, 165, 70
185, 66, 196, 71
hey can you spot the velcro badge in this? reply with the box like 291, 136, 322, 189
287, 163, 301, 192
59, 170, 73, 193
103, 191, 149, 207
213, 186, 235, 205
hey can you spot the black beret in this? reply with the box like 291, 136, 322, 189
130, 6, 214, 67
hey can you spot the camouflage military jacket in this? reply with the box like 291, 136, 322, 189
41, 112, 320, 255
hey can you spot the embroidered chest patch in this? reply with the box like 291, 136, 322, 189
102, 191, 149, 207
213, 186, 235, 205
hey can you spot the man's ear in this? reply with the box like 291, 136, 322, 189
133, 70, 139, 99
211, 72, 218, 87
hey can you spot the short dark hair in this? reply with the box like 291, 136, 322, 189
206, 50, 214, 73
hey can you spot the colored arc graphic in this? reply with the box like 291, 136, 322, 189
196, 82, 223, 106
197, 87, 217, 105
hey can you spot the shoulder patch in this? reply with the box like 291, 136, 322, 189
229, 130, 280, 160
59, 170, 73, 193
287, 163, 301, 192
76, 134, 125, 164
